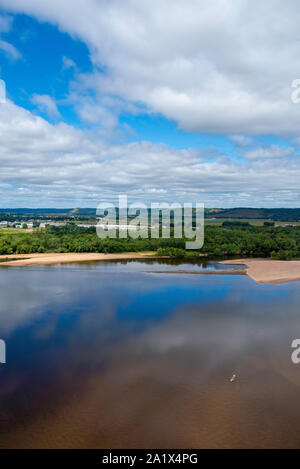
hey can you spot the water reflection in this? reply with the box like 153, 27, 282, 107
0, 260, 300, 448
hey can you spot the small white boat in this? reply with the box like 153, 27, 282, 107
230, 374, 237, 383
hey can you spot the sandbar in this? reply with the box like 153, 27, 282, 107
221, 258, 300, 284
0, 252, 154, 267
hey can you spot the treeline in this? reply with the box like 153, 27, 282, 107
222, 221, 250, 227
203, 224, 299, 259
0, 223, 300, 260
0, 224, 186, 256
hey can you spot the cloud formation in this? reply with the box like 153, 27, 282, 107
62, 55, 76, 71
244, 145, 295, 160
1, 99, 300, 207
0, 1, 300, 206
31, 94, 61, 119
2, 0, 300, 135
0, 14, 20, 60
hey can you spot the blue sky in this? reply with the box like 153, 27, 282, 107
1, 14, 92, 125
1, 13, 233, 150
1, 13, 292, 151
0, 1, 300, 207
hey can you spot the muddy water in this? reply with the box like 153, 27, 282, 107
0, 260, 300, 448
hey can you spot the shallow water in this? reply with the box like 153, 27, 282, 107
0, 259, 300, 448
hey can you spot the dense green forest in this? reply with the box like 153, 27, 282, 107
0, 223, 299, 260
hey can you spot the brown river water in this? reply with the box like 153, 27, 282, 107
0, 259, 300, 448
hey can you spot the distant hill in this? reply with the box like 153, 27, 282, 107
205, 208, 300, 221
0, 208, 97, 216
1, 207, 300, 222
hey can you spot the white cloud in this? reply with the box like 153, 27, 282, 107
244, 145, 295, 160
62, 55, 76, 71
1, 2, 300, 206
31, 94, 61, 119
2, 1, 300, 135
0, 14, 20, 60
230, 135, 253, 147
0, 99, 300, 207
0, 38, 20, 60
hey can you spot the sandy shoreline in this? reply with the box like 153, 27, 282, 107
221, 258, 300, 284
146, 269, 247, 276
0, 252, 155, 267
0, 253, 300, 284
150, 260, 300, 284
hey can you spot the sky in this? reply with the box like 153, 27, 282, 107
0, 1, 300, 207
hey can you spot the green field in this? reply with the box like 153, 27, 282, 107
204, 218, 300, 227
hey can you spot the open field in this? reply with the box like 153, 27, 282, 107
1, 219, 300, 231
0, 228, 34, 234
205, 218, 300, 226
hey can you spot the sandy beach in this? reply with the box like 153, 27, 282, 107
0, 252, 154, 267
146, 259, 300, 284
1, 253, 300, 284
221, 258, 300, 284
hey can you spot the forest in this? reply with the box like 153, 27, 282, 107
0, 223, 299, 260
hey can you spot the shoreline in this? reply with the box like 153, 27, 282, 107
221, 258, 300, 284
0, 252, 155, 267
146, 259, 300, 284
145, 269, 247, 276
0, 252, 300, 284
